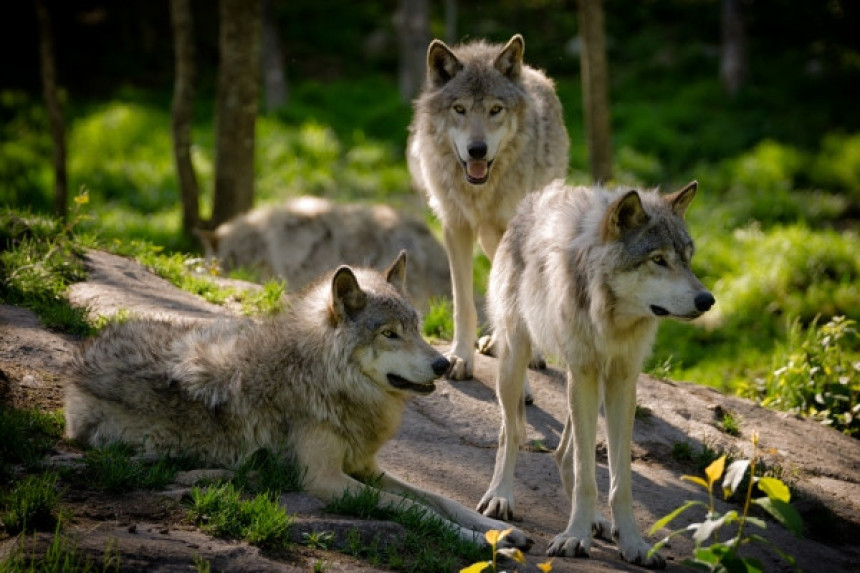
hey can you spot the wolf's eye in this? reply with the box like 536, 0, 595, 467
381, 329, 398, 339
651, 254, 668, 267
453, 104, 466, 115
489, 105, 503, 116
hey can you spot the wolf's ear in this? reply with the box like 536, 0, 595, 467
602, 190, 649, 241
666, 180, 698, 218
384, 250, 408, 296
495, 34, 524, 79
427, 39, 462, 87
330, 266, 367, 322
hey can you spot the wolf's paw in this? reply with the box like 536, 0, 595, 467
529, 354, 547, 370
477, 494, 514, 521
616, 535, 665, 569
496, 527, 534, 551
477, 334, 496, 356
445, 352, 473, 380
546, 532, 591, 557
592, 515, 614, 541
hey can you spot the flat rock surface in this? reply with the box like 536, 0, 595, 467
1, 250, 859, 571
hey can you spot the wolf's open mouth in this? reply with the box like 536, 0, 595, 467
650, 305, 670, 316
387, 374, 436, 394
461, 159, 493, 185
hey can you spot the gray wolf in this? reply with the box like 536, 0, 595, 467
65, 252, 529, 547
477, 181, 714, 567
196, 196, 451, 313
407, 34, 569, 383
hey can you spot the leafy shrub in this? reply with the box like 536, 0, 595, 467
650, 433, 803, 572
742, 316, 859, 435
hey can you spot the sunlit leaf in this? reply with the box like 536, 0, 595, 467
537, 560, 553, 572
484, 529, 501, 546
758, 477, 791, 503
705, 455, 727, 487
649, 500, 705, 534
681, 475, 710, 490
722, 459, 750, 498
692, 511, 735, 544
754, 498, 803, 536
459, 562, 490, 573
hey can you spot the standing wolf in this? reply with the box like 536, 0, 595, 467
477, 181, 715, 568
65, 252, 530, 547
407, 34, 569, 381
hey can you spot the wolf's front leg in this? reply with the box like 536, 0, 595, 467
603, 373, 665, 569
547, 368, 600, 558
477, 331, 530, 519
377, 472, 532, 550
443, 223, 477, 380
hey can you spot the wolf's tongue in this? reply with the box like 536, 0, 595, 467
467, 160, 488, 180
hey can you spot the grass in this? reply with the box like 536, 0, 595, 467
324, 481, 487, 572
0, 472, 63, 534
0, 407, 64, 481
75, 442, 195, 493
0, 523, 121, 573
186, 482, 295, 550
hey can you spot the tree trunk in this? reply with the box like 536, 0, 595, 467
577, 0, 613, 183
444, 0, 458, 44
393, 0, 429, 102
169, 0, 200, 238
261, 0, 288, 113
211, 0, 262, 229
720, 0, 747, 96
35, 0, 67, 221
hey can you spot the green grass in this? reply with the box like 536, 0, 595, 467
0, 407, 64, 481
186, 482, 295, 550
0, 523, 121, 573
76, 442, 194, 493
0, 472, 63, 533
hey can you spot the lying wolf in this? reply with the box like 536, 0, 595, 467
407, 34, 569, 382
196, 196, 451, 313
65, 252, 529, 547
478, 181, 715, 567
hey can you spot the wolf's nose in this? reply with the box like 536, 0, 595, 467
695, 291, 715, 312
432, 356, 451, 376
467, 141, 487, 159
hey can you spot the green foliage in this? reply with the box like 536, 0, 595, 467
1, 472, 62, 533
741, 316, 860, 435
0, 407, 64, 481
651, 433, 802, 572
0, 208, 92, 335
186, 482, 295, 550
423, 297, 454, 341
79, 443, 192, 493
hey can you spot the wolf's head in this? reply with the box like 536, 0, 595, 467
424, 35, 526, 186
329, 251, 449, 394
601, 181, 715, 321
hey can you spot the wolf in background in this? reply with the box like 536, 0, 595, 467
477, 180, 715, 568
196, 196, 451, 313
65, 252, 530, 547
407, 34, 569, 382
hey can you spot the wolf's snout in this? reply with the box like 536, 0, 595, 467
695, 291, 716, 312
432, 356, 451, 376
467, 141, 488, 159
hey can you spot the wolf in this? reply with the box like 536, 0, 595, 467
195, 196, 451, 313
65, 252, 530, 548
407, 34, 569, 383
476, 180, 715, 568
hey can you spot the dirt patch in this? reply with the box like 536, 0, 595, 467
1, 250, 859, 571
